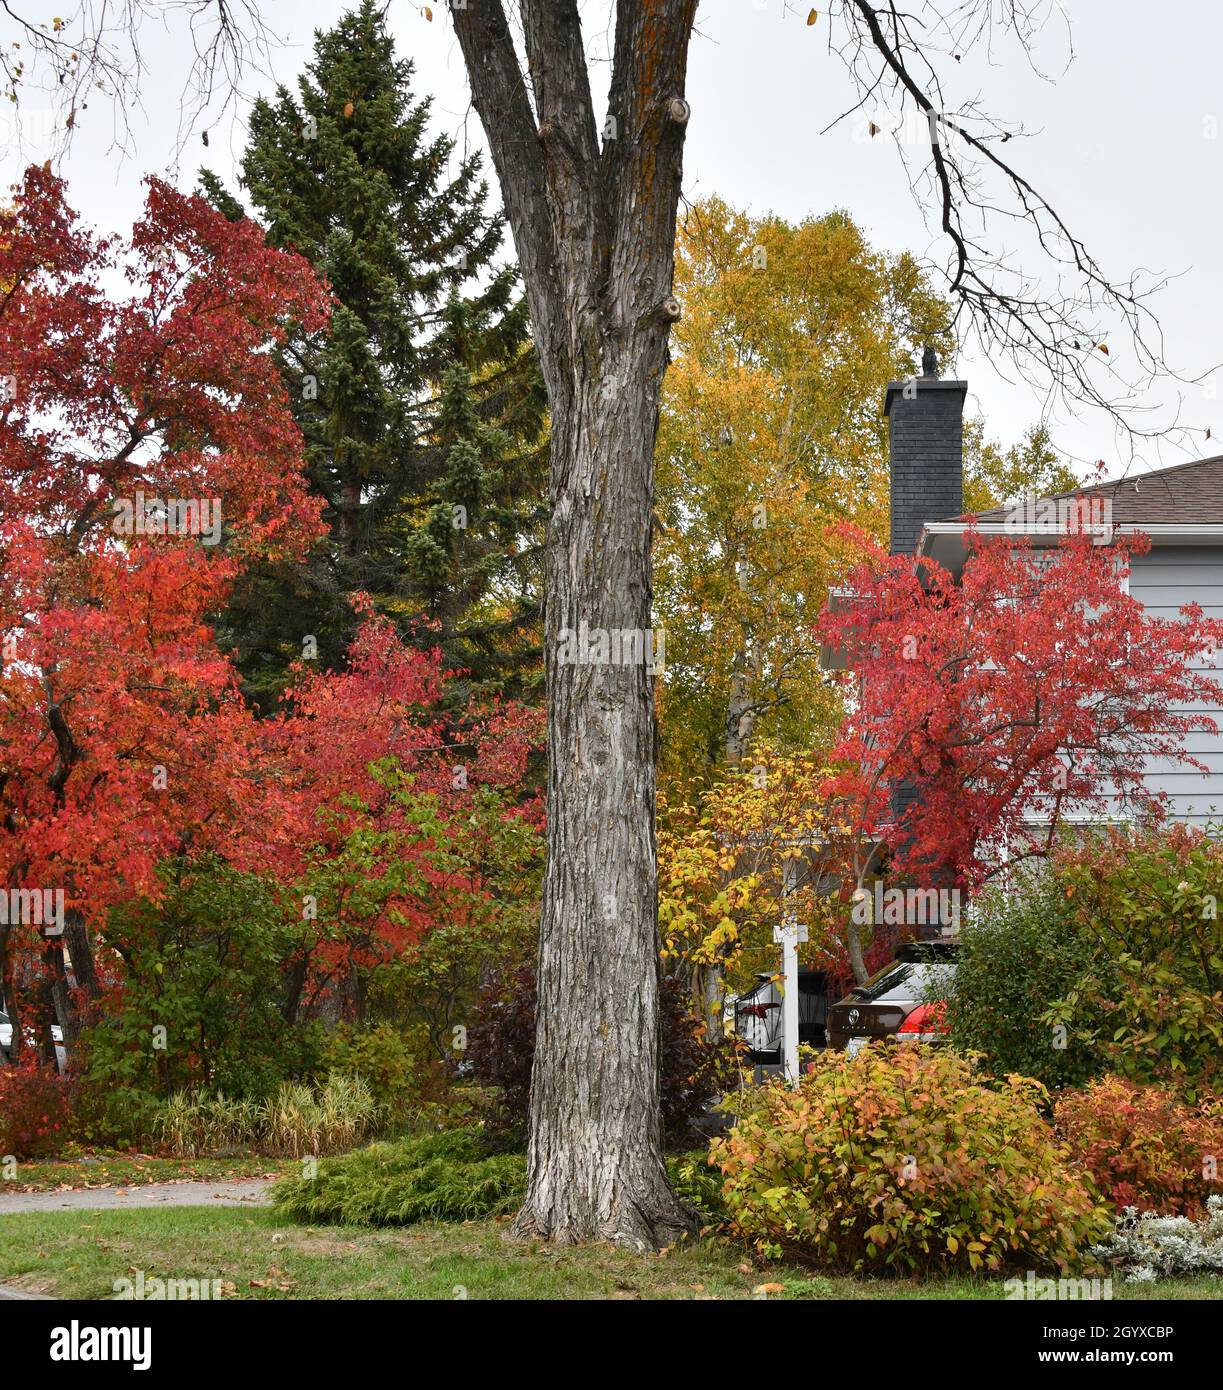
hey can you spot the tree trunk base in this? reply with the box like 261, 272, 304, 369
508, 1179, 698, 1253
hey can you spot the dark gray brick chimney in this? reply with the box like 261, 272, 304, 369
883, 352, 967, 936
884, 353, 967, 556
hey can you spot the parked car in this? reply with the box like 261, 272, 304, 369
0, 1009, 66, 1072
729, 966, 829, 1068
826, 942, 958, 1057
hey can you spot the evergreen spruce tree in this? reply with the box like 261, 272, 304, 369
203, 0, 546, 709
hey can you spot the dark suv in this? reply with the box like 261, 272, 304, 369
826, 942, 957, 1056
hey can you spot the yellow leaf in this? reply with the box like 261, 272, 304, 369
1096, 343, 1109, 355
343, 100, 354, 118
807, 8, 819, 23
424, 5, 433, 19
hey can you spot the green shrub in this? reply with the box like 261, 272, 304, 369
320, 1025, 417, 1116
408, 1084, 499, 1134
71, 1079, 165, 1150
271, 1129, 526, 1225
946, 875, 1101, 1091
271, 1126, 722, 1229
668, 1150, 730, 1226
711, 1043, 1111, 1274
1054, 1075, 1223, 1218
1047, 824, 1223, 1102
77, 860, 318, 1111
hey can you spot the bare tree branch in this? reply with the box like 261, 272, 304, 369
1, 0, 280, 163
800, 0, 1212, 454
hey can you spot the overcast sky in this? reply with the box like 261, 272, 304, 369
4, 0, 1220, 482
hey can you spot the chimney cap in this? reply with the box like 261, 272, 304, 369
883, 376, 968, 416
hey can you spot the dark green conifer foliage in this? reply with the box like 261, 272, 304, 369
203, 0, 545, 709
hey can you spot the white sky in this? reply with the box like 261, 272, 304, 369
4, 0, 1220, 482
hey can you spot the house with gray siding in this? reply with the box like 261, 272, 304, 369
881, 360, 1223, 832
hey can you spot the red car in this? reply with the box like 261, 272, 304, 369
826, 942, 957, 1056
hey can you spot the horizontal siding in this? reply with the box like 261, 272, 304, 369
1141, 733, 1223, 753
1125, 548, 1223, 824
1141, 753, 1223, 773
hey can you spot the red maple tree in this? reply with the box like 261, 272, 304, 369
815, 524, 1223, 980
0, 166, 541, 1058
0, 165, 329, 1050
241, 608, 542, 1018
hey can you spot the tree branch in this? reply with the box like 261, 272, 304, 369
450, 0, 569, 398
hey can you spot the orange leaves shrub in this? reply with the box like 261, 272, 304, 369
0, 1059, 73, 1159
1054, 1075, 1223, 1219
711, 1043, 1110, 1274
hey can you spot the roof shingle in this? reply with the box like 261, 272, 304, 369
950, 453, 1223, 527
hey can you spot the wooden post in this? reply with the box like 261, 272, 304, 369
773, 855, 809, 1087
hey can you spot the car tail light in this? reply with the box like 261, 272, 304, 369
895, 1001, 948, 1041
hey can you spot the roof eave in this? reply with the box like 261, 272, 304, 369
917, 521, 1223, 576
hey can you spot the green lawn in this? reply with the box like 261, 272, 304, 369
8, 1154, 287, 1193
0, 1207, 1219, 1300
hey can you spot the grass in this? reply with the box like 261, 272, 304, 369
8, 1153, 288, 1193
0, 1207, 1219, 1301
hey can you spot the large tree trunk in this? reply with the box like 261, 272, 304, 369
453, 0, 699, 1248
512, 358, 692, 1249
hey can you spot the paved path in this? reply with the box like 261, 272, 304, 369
0, 1178, 274, 1214
0, 1178, 276, 1299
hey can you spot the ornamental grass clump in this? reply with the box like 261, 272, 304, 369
710, 1043, 1111, 1274
157, 1074, 381, 1158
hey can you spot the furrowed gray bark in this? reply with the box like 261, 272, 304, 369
451, 0, 698, 1248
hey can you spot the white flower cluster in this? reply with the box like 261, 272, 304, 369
1091, 1196, 1223, 1282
